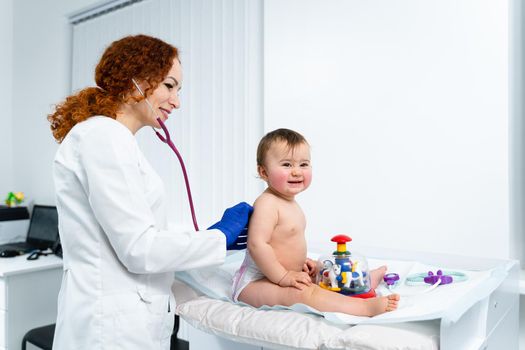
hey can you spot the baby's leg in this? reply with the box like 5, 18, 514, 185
304, 284, 399, 316
369, 266, 387, 289
239, 278, 399, 317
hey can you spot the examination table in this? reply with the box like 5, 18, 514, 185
172, 247, 519, 350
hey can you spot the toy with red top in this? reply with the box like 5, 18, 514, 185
318, 234, 376, 298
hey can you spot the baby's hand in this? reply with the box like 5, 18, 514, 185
278, 271, 312, 290
303, 258, 318, 281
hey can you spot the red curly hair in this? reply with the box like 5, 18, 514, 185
48, 34, 179, 143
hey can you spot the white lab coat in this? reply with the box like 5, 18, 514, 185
52, 116, 226, 350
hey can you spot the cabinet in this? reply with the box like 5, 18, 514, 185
0, 255, 62, 349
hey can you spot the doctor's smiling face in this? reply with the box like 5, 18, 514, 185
128, 58, 183, 131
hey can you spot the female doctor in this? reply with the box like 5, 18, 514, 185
48, 34, 252, 349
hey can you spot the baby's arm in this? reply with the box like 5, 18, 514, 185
248, 195, 311, 290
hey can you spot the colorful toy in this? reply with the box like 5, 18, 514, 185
4, 192, 25, 207
318, 235, 376, 298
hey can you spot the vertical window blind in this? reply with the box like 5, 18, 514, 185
70, 0, 264, 229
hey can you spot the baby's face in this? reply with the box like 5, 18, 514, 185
260, 141, 312, 199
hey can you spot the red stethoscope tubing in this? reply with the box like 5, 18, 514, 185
155, 118, 199, 231
131, 78, 199, 231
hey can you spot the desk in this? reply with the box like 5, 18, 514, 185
0, 255, 62, 349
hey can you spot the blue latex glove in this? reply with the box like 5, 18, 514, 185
208, 202, 253, 250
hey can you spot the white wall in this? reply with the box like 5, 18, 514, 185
6, 0, 520, 259
10, 0, 100, 205
0, 0, 13, 196
265, 0, 511, 259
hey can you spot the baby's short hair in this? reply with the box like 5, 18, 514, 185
256, 128, 308, 166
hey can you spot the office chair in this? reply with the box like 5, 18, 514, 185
171, 315, 189, 350
21, 324, 55, 350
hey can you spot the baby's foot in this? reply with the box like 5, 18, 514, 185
369, 265, 388, 289
365, 294, 400, 316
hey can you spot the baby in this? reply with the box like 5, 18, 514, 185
232, 128, 399, 316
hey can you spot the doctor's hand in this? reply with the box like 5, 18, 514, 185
208, 202, 253, 250
278, 271, 312, 290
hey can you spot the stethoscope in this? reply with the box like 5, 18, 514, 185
132, 79, 199, 231
383, 270, 468, 296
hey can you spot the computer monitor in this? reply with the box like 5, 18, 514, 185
26, 205, 59, 249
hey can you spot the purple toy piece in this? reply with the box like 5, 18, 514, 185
424, 270, 453, 285
383, 273, 400, 286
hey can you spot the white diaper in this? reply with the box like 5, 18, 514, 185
231, 251, 265, 301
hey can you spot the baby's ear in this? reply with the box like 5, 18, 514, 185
257, 165, 268, 180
